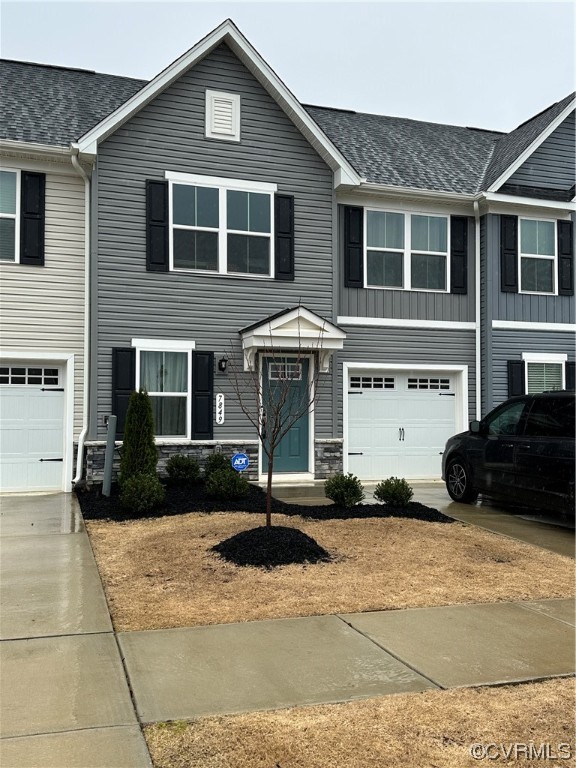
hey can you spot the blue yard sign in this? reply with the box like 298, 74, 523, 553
231, 453, 249, 472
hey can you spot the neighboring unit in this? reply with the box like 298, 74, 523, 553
0, 20, 574, 491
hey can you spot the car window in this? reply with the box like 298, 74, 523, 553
523, 397, 575, 439
485, 401, 527, 437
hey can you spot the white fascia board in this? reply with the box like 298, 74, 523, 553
358, 182, 478, 203
481, 192, 575, 214
337, 317, 476, 331
492, 320, 576, 333
488, 99, 576, 193
75, 20, 361, 187
0, 140, 75, 162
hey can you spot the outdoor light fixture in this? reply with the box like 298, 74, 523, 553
218, 356, 228, 373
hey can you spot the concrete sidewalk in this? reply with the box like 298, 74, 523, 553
0, 493, 574, 767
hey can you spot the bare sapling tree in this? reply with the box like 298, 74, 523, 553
227, 325, 327, 527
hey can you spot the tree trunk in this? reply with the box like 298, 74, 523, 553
266, 454, 274, 527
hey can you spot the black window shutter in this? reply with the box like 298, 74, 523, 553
500, 215, 518, 293
146, 180, 169, 272
507, 360, 525, 397
274, 194, 295, 281
112, 348, 136, 438
192, 351, 214, 440
566, 361, 575, 391
20, 172, 45, 266
343, 206, 363, 288
450, 216, 468, 294
557, 220, 574, 296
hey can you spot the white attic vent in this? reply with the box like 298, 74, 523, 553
206, 90, 240, 141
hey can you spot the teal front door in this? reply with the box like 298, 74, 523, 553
262, 357, 310, 473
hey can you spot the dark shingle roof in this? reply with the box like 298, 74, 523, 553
0, 59, 145, 146
305, 105, 503, 194
482, 92, 575, 189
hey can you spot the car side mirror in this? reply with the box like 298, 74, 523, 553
470, 420, 481, 434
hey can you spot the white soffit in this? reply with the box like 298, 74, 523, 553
75, 20, 360, 187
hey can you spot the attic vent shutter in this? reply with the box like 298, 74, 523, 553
343, 206, 364, 288
500, 215, 518, 293
450, 216, 468, 294
557, 220, 574, 296
191, 351, 214, 440
274, 194, 295, 281
20, 172, 45, 266
112, 348, 136, 438
212, 98, 234, 136
146, 180, 169, 272
507, 360, 525, 397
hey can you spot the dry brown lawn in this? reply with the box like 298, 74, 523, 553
145, 678, 576, 768
86, 512, 574, 631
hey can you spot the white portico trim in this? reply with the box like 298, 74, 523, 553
239, 306, 346, 371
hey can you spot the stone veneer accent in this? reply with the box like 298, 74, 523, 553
84, 441, 260, 487
314, 439, 343, 479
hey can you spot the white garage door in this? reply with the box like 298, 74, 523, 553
0, 365, 65, 492
347, 371, 457, 480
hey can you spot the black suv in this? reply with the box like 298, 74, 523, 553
442, 391, 575, 517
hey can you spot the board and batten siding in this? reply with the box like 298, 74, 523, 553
334, 326, 476, 434
338, 207, 476, 323
507, 112, 576, 191
0, 163, 85, 437
490, 329, 575, 411
91, 43, 335, 441
485, 213, 575, 324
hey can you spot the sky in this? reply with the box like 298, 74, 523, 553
1, 1, 574, 133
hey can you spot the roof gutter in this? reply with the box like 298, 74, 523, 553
356, 182, 479, 203
0, 139, 75, 160
70, 144, 90, 486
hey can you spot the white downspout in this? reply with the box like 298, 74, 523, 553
71, 148, 90, 485
474, 200, 482, 420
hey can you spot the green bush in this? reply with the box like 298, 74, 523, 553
204, 452, 231, 478
166, 454, 200, 484
205, 467, 249, 501
324, 473, 365, 507
119, 388, 158, 485
374, 477, 413, 507
120, 473, 165, 514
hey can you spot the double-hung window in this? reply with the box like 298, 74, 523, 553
366, 210, 449, 291
134, 340, 194, 438
522, 353, 566, 393
519, 218, 556, 294
168, 173, 276, 277
0, 170, 19, 262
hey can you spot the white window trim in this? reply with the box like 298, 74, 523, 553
0, 169, 21, 264
521, 352, 567, 393
165, 172, 277, 279
364, 207, 451, 293
205, 89, 240, 142
518, 216, 557, 296
131, 339, 196, 441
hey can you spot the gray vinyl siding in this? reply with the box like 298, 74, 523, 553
338, 210, 475, 322
485, 213, 575, 324
91, 43, 334, 441
490, 329, 575, 409
506, 112, 576, 191
334, 326, 476, 434
0, 163, 85, 437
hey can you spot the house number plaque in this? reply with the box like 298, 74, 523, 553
216, 393, 225, 425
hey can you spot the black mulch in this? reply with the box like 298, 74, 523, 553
212, 526, 333, 568
75, 480, 454, 524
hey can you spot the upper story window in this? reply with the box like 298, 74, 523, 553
366, 210, 449, 292
0, 170, 19, 262
519, 218, 556, 294
205, 90, 240, 142
168, 173, 276, 278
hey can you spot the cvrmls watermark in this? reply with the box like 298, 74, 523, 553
469, 743, 572, 760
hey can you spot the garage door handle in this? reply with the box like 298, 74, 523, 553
398, 428, 405, 441
39, 458, 63, 462
41, 388, 64, 392
439, 393, 455, 397
348, 452, 363, 456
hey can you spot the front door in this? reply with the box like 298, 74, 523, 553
262, 357, 310, 473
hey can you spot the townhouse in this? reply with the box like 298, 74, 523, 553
0, 19, 574, 492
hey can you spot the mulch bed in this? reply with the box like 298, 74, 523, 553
212, 526, 333, 568
75, 480, 454, 524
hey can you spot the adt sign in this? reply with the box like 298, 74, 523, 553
231, 453, 250, 472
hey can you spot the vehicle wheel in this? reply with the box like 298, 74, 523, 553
446, 458, 478, 503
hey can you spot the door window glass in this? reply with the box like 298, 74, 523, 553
485, 401, 527, 436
